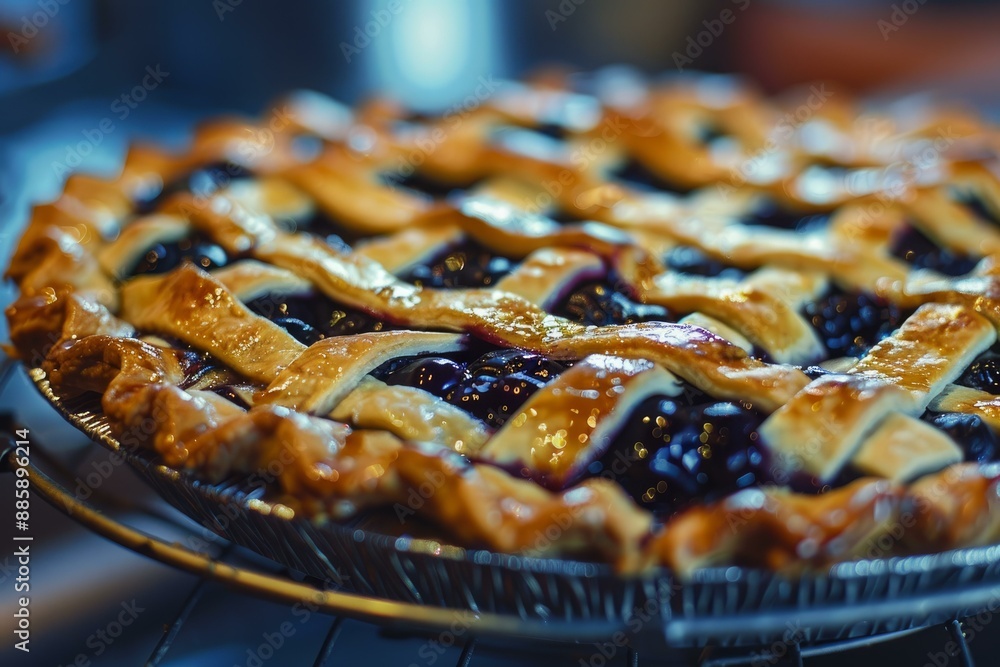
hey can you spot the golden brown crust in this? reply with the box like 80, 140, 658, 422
120, 265, 306, 384
481, 355, 681, 486
906, 464, 1000, 551
6, 290, 134, 366
761, 303, 996, 481
10, 72, 1000, 577
652, 479, 906, 575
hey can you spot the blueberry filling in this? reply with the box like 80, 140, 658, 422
210, 385, 251, 410
466, 348, 566, 382
589, 397, 770, 516
611, 157, 692, 195
922, 412, 998, 463
890, 225, 978, 277
801, 365, 834, 381
385, 357, 468, 397
552, 281, 672, 326
375, 348, 567, 429
135, 161, 252, 214
294, 210, 358, 252
129, 157, 1000, 514
742, 198, 829, 233
956, 355, 1000, 394
533, 122, 570, 141
381, 170, 471, 200
954, 190, 1000, 226
804, 289, 904, 358
125, 234, 231, 278
547, 210, 588, 224
400, 242, 513, 289
166, 345, 249, 409
176, 348, 218, 389
694, 122, 727, 146
444, 350, 562, 429
245, 291, 389, 344
664, 245, 746, 280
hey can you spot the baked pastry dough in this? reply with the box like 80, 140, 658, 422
10, 70, 1000, 576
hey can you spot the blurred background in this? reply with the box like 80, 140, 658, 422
4, 1, 1000, 665
4, 0, 1000, 231
5, 0, 1000, 120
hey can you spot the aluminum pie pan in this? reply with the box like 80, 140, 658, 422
28, 365, 1000, 647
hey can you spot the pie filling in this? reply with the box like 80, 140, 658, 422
136, 218, 999, 520
890, 225, 979, 277
13, 73, 1000, 574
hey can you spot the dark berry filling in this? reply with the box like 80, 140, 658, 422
210, 385, 251, 410
375, 348, 567, 429
923, 412, 998, 463
890, 225, 978, 277
166, 345, 249, 409
449, 349, 562, 428
954, 189, 1000, 226
125, 234, 231, 278
382, 357, 467, 397
400, 242, 513, 288
175, 348, 218, 389
804, 289, 904, 358
956, 355, 1000, 394
445, 374, 546, 429
135, 161, 252, 214
533, 123, 570, 141
245, 291, 389, 344
552, 281, 672, 326
742, 198, 829, 233
802, 365, 833, 381
381, 170, 471, 200
694, 121, 727, 146
465, 348, 567, 383
293, 211, 357, 253
664, 246, 746, 280
611, 157, 692, 195
588, 397, 769, 516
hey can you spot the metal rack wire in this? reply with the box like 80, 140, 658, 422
0, 357, 984, 666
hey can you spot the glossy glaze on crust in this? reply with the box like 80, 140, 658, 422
9, 70, 1000, 575
481, 354, 682, 487
760, 303, 996, 481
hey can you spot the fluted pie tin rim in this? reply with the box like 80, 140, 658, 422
29, 366, 1000, 647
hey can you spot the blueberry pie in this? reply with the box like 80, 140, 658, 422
10, 73, 1000, 575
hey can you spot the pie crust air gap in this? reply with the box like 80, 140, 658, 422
10, 72, 1000, 594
